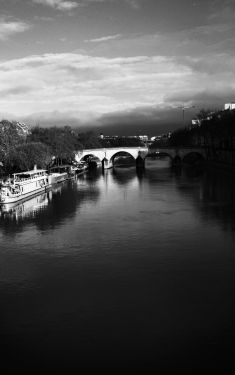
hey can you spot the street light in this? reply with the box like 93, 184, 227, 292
178, 105, 196, 127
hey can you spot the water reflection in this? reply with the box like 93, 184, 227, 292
0, 175, 100, 235
82, 168, 102, 184
109, 161, 235, 235
198, 169, 235, 232
145, 155, 171, 168
3, 162, 232, 238
111, 166, 137, 186
0, 191, 51, 220
171, 166, 235, 234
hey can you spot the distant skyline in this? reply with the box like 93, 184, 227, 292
0, 0, 235, 133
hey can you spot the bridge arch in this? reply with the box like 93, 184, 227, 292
75, 146, 206, 170
79, 154, 103, 169
147, 147, 206, 166
111, 151, 136, 166
182, 152, 205, 164
75, 147, 148, 169
81, 153, 102, 161
144, 151, 174, 169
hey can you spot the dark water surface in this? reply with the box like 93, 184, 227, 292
1, 160, 235, 373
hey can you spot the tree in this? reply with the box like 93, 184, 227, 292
100, 137, 144, 148
0, 119, 22, 169
77, 131, 102, 149
29, 126, 83, 164
6, 142, 52, 172
169, 128, 192, 147
196, 109, 213, 122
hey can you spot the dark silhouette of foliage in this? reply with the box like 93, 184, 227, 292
5, 142, 52, 172
169, 128, 193, 147
28, 126, 83, 163
0, 119, 22, 170
77, 131, 102, 149
167, 108, 235, 149
0, 119, 22, 151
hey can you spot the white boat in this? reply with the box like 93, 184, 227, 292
0, 166, 52, 204
49, 165, 73, 184
71, 161, 88, 175
0, 191, 50, 220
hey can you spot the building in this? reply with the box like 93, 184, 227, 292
190, 119, 201, 128
138, 135, 148, 142
224, 103, 235, 110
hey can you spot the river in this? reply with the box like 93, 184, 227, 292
1, 159, 235, 373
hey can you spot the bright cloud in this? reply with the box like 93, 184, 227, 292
85, 0, 141, 8
85, 34, 122, 43
125, 0, 140, 9
0, 52, 234, 120
32, 0, 141, 10
32, 0, 78, 11
0, 17, 31, 40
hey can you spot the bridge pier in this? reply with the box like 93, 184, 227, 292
172, 155, 182, 167
102, 158, 113, 169
136, 155, 145, 169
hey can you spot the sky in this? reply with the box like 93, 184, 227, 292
0, 0, 235, 134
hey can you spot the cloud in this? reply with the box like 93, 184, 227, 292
0, 17, 31, 40
0, 85, 33, 96
32, 0, 78, 11
87, 0, 141, 8
0, 52, 234, 124
190, 23, 234, 36
0, 53, 190, 116
32, 0, 142, 11
208, 0, 235, 22
20, 106, 193, 134
124, 0, 140, 9
85, 34, 122, 43
166, 88, 235, 111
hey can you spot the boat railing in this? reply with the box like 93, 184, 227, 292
14, 173, 47, 182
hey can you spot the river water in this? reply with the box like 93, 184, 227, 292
1, 159, 235, 373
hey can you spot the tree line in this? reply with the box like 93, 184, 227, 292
151, 108, 235, 150
4, 108, 232, 174
0, 121, 144, 174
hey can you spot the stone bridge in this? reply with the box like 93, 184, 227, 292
148, 147, 207, 163
75, 147, 148, 168
75, 146, 206, 169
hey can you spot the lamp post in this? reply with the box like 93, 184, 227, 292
177, 105, 195, 127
